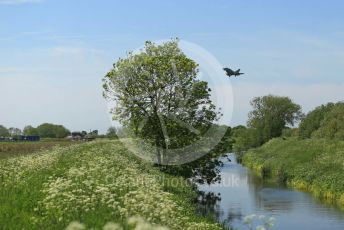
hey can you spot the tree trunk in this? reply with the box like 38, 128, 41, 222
156, 137, 162, 165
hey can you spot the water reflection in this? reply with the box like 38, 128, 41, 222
196, 191, 223, 221
197, 154, 344, 230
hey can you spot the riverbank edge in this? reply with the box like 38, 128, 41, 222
242, 139, 344, 209
243, 160, 344, 208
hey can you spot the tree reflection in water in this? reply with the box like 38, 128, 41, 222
196, 191, 222, 220
195, 190, 245, 229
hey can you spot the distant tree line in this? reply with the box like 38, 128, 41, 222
0, 123, 71, 138
0, 123, 120, 140
229, 95, 344, 156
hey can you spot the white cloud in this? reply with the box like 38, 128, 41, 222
0, 0, 42, 4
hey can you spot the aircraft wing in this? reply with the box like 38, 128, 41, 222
223, 68, 234, 74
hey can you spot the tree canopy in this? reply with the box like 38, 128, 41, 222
248, 95, 303, 143
8, 127, 22, 136
232, 126, 260, 153
36, 123, 70, 138
103, 39, 219, 165
299, 102, 340, 139
0, 125, 10, 137
23, 125, 39, 136
308, 102, 344, 140
106, 127, 118, 139
103, 39, 225, 184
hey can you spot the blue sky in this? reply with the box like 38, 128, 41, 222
1, 0, 344, 133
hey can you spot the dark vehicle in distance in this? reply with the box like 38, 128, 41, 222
67, 132, 95, 141
0, 136, 40, 142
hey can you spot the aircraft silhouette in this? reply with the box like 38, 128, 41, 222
223, 67, 244, 77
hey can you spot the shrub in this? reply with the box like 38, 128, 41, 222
312, 103, 344, 140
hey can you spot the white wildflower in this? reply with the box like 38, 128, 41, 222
103, 222, 123, 230
256, 225, 266, 230
65, 221, 86, 230
258, 215, 265, 220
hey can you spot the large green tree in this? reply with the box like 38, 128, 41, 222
103, 40, 224, 183
103, 40, 219, 165
248, 95, 303, 143
36, 123, 70, 138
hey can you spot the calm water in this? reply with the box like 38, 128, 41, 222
197, 154, 344, 230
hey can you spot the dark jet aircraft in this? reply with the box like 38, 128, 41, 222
223, 67, 244, 77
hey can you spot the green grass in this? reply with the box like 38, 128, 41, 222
0, 140, 223, 230
0, 140, 76, 159
242, 137, 344, 208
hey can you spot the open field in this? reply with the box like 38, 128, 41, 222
0, 140, 77, 159
242, 137, 344, 208
0, 140, 222, 230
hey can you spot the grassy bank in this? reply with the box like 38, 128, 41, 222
242, 138, 344, 208
0, 140, 222, 230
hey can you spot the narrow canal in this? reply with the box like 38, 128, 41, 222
197, 154, 344, 229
